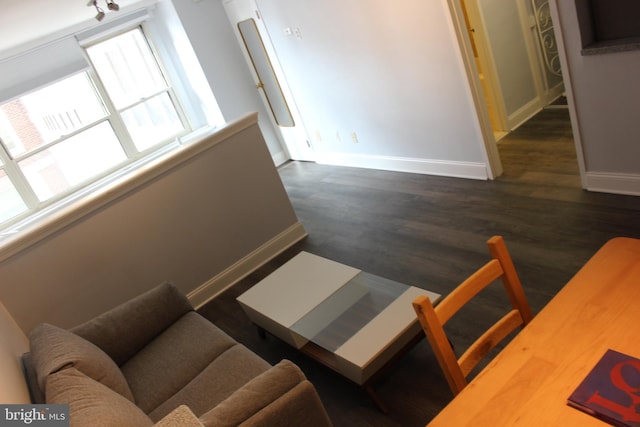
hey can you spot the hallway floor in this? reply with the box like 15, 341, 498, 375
497, 107, 580, 192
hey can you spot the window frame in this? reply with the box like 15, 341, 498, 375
0, 23, 194, 233
83, 24, 193, 154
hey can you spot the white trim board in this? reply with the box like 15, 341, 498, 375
314, 152, 488, 180
188, 221, 308, 309
585, 172, 640, 196
507, 98, 542, 132
271, 150, 290, 167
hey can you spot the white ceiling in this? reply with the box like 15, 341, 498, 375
0, 0, 150, 57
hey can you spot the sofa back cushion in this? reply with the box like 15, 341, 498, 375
46, 367, 153, 427
71, 282, 193, 365
121, 312, 239, 415
29, 323, 134, 402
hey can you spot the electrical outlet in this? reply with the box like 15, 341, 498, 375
351, 132, 359, 144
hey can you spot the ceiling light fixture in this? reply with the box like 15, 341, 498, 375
87, 0, 120, 21
106, 0, 120, 11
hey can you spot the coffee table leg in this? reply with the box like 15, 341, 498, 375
364, 384, 389, 414
256, 325, 267, 339
358, 331, 425, 414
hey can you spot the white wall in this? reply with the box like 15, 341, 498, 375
167, 0, 289, 163
551, 1, 640, 195
0, 115, 306, 334
0, 0, 503, 180
0, 300, 30, 403
478, 0, 538, 123
0, 0, 289, 164
0, 0, 153, 55
253, 0, 489, 179
148, 1, 225, 130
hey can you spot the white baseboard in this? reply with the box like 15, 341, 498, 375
188, 222, 308, 308
585, 172, 640, 196
508, 98, 542, 131
272, 150, 290, 167
314, 152, 488, 180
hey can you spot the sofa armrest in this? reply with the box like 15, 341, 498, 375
70, 282, 193, 365
199, 360, 332, 427
154, 405, 204, 427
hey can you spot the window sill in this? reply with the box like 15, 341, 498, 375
581, 36, 640, 56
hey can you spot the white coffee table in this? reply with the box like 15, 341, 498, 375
237, 251, 440, 411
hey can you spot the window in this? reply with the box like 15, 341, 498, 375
0, 26, 190, 230
86, 28, 186, 151
0, 164, 27, 225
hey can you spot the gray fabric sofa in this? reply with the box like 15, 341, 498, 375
24, 282, 333, 427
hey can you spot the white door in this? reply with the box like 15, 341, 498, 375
223, 0, 315, 161
473, 0, 542, 130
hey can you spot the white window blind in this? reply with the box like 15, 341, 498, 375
0, 37, 89, 103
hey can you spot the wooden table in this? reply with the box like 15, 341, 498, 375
427, 237, 640, 426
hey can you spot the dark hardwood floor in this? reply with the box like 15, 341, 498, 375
199, 107, 640, 426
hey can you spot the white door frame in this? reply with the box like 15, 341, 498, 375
446, 0, 502, 179
446, 0, 567, 180
222, 0, 315, 162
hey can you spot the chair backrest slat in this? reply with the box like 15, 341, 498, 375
412, 235, 534, 396
435, 259, 503, 325
458, 309, 523, 377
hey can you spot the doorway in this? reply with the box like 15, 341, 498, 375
456, 0, 564, 134
448, 0, 570, 179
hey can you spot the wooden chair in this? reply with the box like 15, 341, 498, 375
412, 235, 534, 396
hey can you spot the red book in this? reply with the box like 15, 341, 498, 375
567, 349, 640, 427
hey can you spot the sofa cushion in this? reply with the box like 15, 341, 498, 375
46, 367, 153, 427
148, 344, 271, 421
121, 312, 238, 414
236, 382, 333, 427
154, 405, 204, 427
30, 323, 134, 402
199, 360, 332, 427
71, 282, 193, 366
